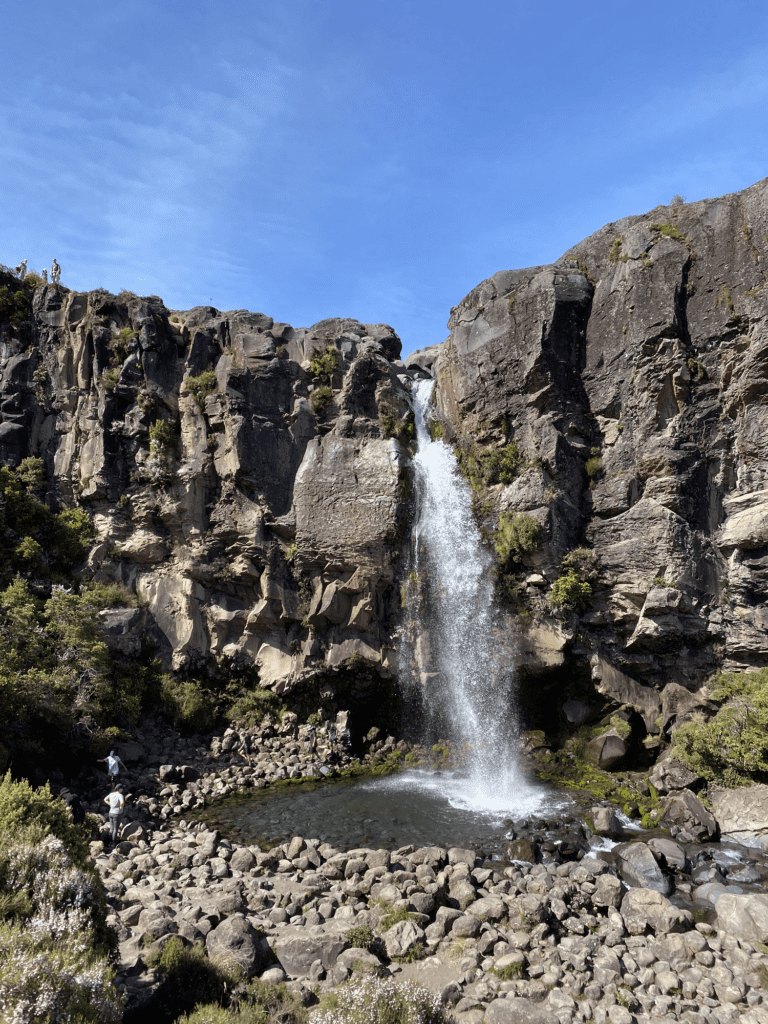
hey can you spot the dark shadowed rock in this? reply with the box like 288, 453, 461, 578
205, 914, 263, 977
613, 842, 673, 894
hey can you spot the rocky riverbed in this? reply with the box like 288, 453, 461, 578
59, 716, 768, 1024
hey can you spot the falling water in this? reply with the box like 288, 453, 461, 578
401, 378, 545, 817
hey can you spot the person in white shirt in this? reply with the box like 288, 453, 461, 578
104, 784, 126, 844
99, 750, 127, 779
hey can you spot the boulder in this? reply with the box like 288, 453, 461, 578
586, 729, 627, 769
503, 838, 538, 863
205, 914, 264, 977
715, 893, 768, 943
229, 847, 257, 873
383, 918, 425, 959
451, 914, 481, 938
620, 888, 693, 935
484, 997, 558, 1024
649, 756, 703, 794
613, 842, 673, 894
590, 806, 624, 837
273, 934, 346, 976
647, 837, 689, 873
659, 789, 719, 839
708, 783, 768, 841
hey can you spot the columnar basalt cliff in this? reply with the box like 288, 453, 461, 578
411, 176, 768, 735
0, 282, 419, 693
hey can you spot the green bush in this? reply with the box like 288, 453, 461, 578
177, 977, 309, 1023
346, 925, 375, 951
226, 686, 284, 729
671, 668, 768, 785
0, 284, 32, 328
161, 676, 217, 735
144, 937, 240, 1020
310, 385, 333, 413
548, 570, 592, 613
16, 456, 46, 494
102, 366, 121, 390
457, 440, 527, 490
309, 345, 339, 378
187, 369, 218, 409
494, 511, 541, 565
149, 417, 177, 455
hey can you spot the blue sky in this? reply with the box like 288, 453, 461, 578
3, 0, 768, 358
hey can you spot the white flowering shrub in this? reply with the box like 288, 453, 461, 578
0, 832, 123, 1024
313, 976, 453, 1024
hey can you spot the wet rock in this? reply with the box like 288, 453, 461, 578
613, 841, 673, 894
647, 836, 689, 873
660, 789, 719, 840
590, 805, 624, 837
503, 838, 539, 863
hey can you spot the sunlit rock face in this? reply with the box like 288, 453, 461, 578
0, 283, 416, 690
419, 176, 768, 688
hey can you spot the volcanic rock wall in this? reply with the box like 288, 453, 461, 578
0, 282, 420, 691
415, 176, 768, 704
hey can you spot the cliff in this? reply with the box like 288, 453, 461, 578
0, 279, 420, 696
414, 176, 768, 728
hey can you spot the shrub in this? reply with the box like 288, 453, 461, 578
309, 345, 339, 378
584, 450, 602, 486
314, 976, 451, 1024
561, 547, 598, 582
161, 676, 216, 734
671, 668, 768, 786
378, 905, 415, 933
457, 440, 527, 490
310, 385, 333, 413
16, 456, 46, 494
495, 511, 541, 565
149, 417, 177, 455
102, 366, 121, 390
346, 924, 375, 951
178, 977, 308, 1023
144, 937, 240, 1020
548, 570, 592, 613
187, 368, 218, 409
226, 686, 284, 729
0, 284, 32, 328
608, 237, 623, 264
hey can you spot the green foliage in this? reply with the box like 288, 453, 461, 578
0, 467, 94, 583
149, 417, 177, 455
671, 668, 768, 785
315, 976, 450, 1024
144, 937, 240, 1020
0, 284, 32, 328
225, 686, 285, 730
427, 419, 443, 441
456, 440, 527, 490
309, 345, 339, 378
651, 222, 684, 241
179, 977, 309, 1023
714, 284, 735, 313
492, 960, 524, 980
608, 237, 623, 264
548, 570, 592, 613
161, 676, 217, 734
346, 924, 375, 951
494, 511, 541, 565
378, 905, 415, 933
651, 575, 679, 589
584, 451, 602, 485
187, 369, 219, 409
101, 366, 120, 390
0, 773, 88, 862
310, 384, 333, 413
380, 409, 415, 445
561, 547, 597, 582
16, 456, 46, 494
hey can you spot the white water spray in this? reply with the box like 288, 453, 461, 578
401, 379, 545, 817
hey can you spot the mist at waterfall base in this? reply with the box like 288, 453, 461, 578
394, 378, 551, 821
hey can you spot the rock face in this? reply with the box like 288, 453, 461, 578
0, 285, 418, 691
425, 176, 768, 689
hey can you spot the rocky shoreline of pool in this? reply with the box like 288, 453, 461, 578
61, 716, 768, 1024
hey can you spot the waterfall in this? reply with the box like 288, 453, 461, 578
401, 378, 544, 817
